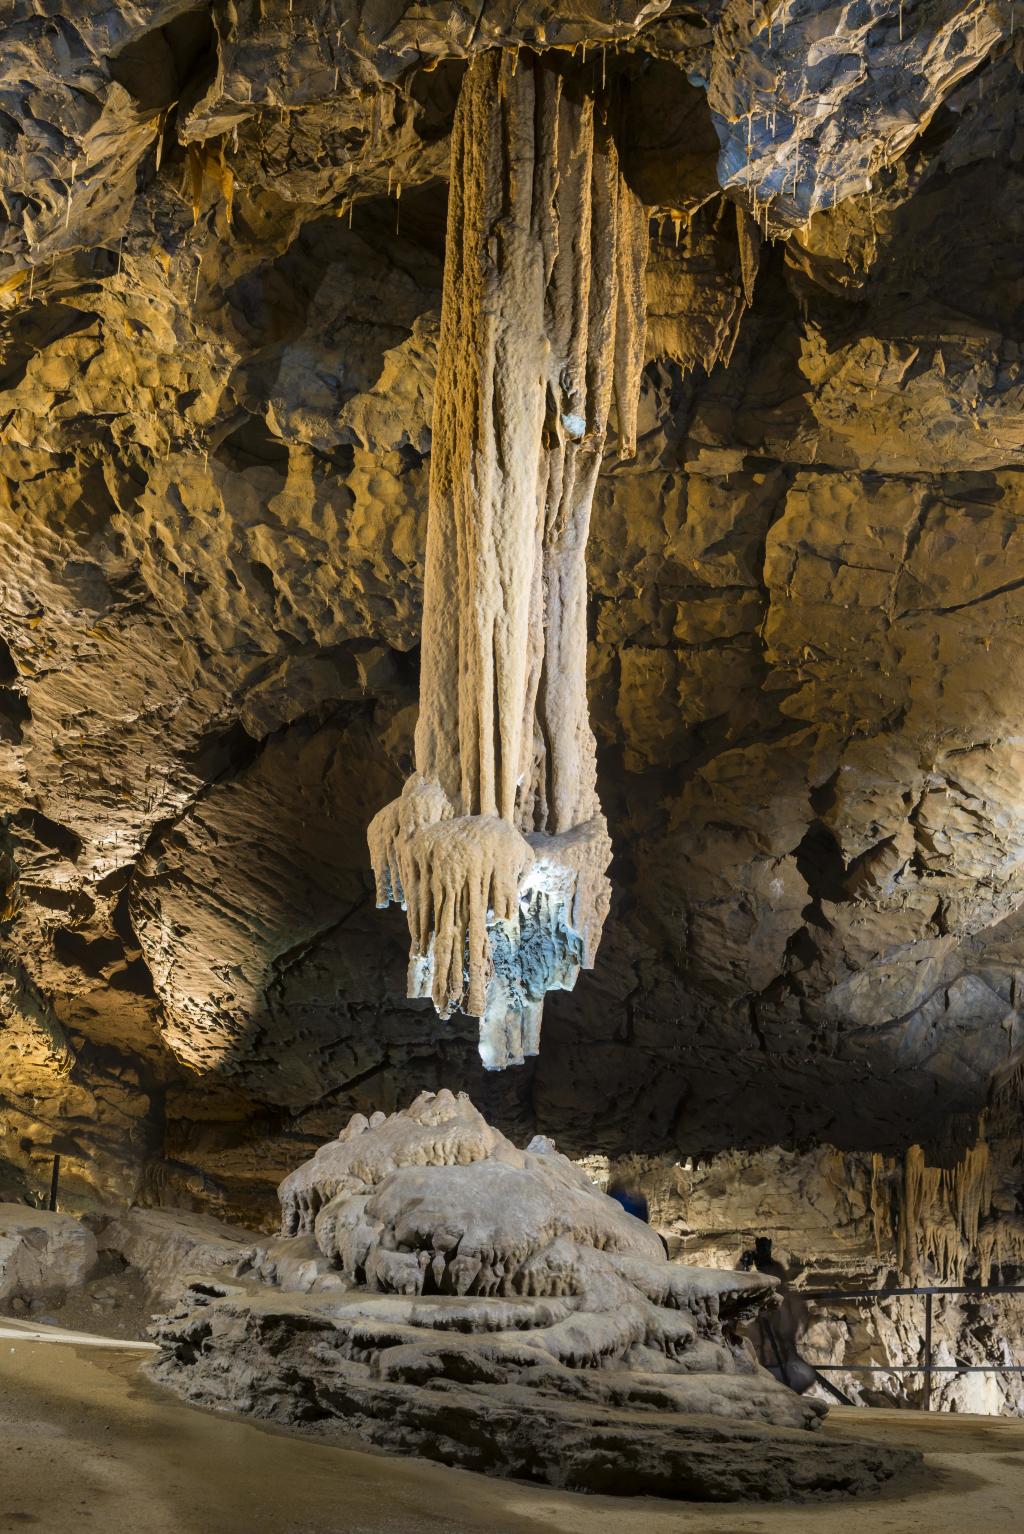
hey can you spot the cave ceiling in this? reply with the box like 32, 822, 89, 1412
1, 1, 1023, 1217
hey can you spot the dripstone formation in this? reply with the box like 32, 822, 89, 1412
368, 50, 648, 1070
152, 1090, 917, 1497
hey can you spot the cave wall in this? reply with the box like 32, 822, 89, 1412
1, 2, 1023, 1223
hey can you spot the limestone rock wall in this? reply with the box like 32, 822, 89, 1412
590, 1101, 1024, 1413
0, 3, 1023, 1224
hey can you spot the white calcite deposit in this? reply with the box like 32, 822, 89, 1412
152, 1091, 918, 1498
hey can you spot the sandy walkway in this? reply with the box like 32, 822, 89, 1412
1, 1337, 1022, 1534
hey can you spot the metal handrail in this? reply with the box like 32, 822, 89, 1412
795, 1282, 1024, 1411
800, 1284, 1024, 1299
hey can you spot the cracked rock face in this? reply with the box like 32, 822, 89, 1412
1, 2, 1024, 1224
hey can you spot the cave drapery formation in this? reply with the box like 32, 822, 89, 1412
369, 51, 647, 1070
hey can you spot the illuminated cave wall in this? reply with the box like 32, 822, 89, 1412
0, 3, 1022, 1228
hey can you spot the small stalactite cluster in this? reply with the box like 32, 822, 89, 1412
868, 1133, 1024, 1286
369, 49, 648, 1069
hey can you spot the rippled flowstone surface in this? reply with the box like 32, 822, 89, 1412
150, 1091, 917, 1498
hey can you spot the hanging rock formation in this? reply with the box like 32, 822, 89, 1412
368, 52, 648, 1069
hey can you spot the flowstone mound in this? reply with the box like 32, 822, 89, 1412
151, 1091, 918, 1499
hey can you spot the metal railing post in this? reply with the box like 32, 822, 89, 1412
923, 1289, 932, 1413
48, 1153, 61, 1212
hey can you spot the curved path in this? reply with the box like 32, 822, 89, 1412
1, 1336, 1022, 1534
0, 1316, 156, 1351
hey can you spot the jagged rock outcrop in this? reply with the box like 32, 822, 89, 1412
0, 1204, 98, 1302
0, 1, 1022, 1233
151, 1090, 918, 1497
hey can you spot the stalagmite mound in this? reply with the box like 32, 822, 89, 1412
151, 1090, 918, 1499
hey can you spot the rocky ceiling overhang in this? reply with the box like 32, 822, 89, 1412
0, 0, 1023, 1218
1, 0, 1015, 262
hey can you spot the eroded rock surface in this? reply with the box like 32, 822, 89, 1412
0, 1204, 98, 1302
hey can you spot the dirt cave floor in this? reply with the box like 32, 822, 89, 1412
0, 1333, 1022, 1534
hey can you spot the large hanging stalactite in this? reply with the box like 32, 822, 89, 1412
368, 49, 648, 1070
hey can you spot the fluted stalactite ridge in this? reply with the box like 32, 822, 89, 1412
368, 49, 648, 1068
